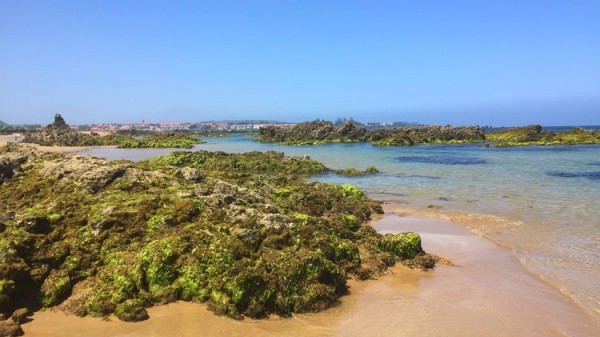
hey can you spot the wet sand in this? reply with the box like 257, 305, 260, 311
21, 208, 600, 337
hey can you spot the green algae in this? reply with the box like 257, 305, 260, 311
21, 115, 205, 148
486, 125, 600, 147
111, 132, 204, 149
257, 120, 485, 146
0, 144, 434, 323
379, 233, 423, 260
341, 184, 364, 199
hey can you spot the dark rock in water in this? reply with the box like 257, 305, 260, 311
395, 155, 487, 165
546, 171, 600, 180
394, 173, 441, 180
402, 254, 437, 270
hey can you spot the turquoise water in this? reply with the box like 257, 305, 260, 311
77, 134, 600, 316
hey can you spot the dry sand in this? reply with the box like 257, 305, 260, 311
21, 207, 600, 337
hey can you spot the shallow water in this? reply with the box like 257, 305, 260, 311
77, 135, 600, 317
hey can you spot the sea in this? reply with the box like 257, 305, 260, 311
76, 132, 600, 318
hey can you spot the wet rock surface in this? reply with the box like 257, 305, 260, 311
0, 144, 435, 323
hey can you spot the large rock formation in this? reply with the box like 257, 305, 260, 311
486, 125, 600, 146
21, 114, 204, 148
258, 120, 485, 146
21, 114, 90, 146
0, 144, 435, 325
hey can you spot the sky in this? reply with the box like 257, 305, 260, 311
1, 0, 599, 126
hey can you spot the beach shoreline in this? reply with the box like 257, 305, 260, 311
380, 201, 600, 319
21, 208, 599, 337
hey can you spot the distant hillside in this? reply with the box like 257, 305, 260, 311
0, 120, 7, 126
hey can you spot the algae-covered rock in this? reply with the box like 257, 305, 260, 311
257, 120, 485, 146
379, 232, 423, 259
21, 114, 204, 148
0, 144, 435, 322
21, 114, 83, 146
114, 299, 149, 322
486, 125, 600, 146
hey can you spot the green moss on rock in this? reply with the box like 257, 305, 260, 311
256, 120, 485, 146
379, 232, 423, 260
486, 125, 600, 147
0, 144, 435, 322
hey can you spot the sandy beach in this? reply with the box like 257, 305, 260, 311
21, 205, 599, 337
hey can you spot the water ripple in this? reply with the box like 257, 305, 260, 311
394, 173, 442, 180
395, 155, 487, 165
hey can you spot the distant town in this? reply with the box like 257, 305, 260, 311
0, 118, 424, 133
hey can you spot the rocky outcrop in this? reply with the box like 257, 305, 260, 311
486, 125, 600, 146
0, 144, 434, 322
0, 317, 24, 337
20, 114, 204, 148
258, 121, 369, 145
0, 308, 27, 337
0, 144, 39, 184
38, 156, 127, 194
257, 121, 485, 146
21, 114, 91, 146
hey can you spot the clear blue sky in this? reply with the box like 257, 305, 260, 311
1, 0, 599, 126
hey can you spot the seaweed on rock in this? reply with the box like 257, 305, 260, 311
0, 144, 434, 326
22, 114, 204, 148
256, 120, 485, 146
486, 125, 600, 147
